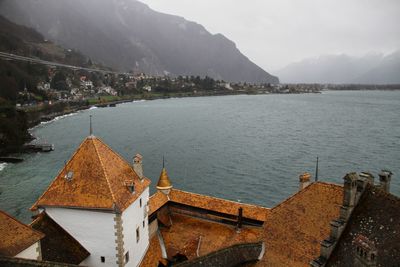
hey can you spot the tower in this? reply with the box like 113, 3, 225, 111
156, 164, 173, 195
31, 136, 151, 267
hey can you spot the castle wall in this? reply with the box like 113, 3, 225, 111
122, 187, 150, 267
45, 207, 117, 267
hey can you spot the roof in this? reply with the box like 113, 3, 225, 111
256, 182, 343, 267
327, 186, 400, 266
31, 136, 151, 212
149, 188, 269, 222
141, 212, 263, 265
30, 212, 90, 265
0, 210, 44, 257
157, 168, 173, 190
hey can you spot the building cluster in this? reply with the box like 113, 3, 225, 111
0, 134, 399, 267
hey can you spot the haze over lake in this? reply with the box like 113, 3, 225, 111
1, 90, 399, 223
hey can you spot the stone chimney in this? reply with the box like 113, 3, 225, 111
299, 172, 311, 191
340, 172, 358, 221
133, 154, 144, 180
353, 234, 377, 267
378, 170, 392, 193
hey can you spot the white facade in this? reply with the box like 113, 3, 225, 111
43, 187, 150, 267
15, 242, 40, 260
45, 207, 117, 267
122, 187, 150, 267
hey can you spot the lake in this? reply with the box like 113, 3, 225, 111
1, 90, 399, 223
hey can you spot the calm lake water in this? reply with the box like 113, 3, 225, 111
1, 91, 399, 223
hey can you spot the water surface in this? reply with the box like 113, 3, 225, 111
1, 91, 399, 222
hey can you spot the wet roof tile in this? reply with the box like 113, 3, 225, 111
0, 210, 44, 257
31, 136, 150, 212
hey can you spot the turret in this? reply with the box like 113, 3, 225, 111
157, 167, 173, 195
133, 154, 144, 180
299, 172, 311, 191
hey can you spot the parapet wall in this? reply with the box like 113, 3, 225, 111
175, 241, 264, 267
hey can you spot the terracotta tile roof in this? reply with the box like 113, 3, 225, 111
149, 190, 169, 215
327, 186, 400, 266
256, 182, 343, 267
140, 235, 168, 267
30, 212, 90, 265
31, 136, 150, 212
141, 213, 263, 264
149, 189, 269, 221
0, 210, 44, 257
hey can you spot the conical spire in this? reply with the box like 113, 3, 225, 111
156, 157, 172, 192
156, 168, 173, 190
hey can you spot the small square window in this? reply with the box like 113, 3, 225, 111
125, 251, 129, 263
140, 198, 142, 208
136, 227, 140, 243
100, 256, 105, 263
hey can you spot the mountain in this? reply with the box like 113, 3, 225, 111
0, 0, 278, 84
276, 52, 400, 84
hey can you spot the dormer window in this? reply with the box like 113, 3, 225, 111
64, 171, 73, 181
125, 181, 135, 194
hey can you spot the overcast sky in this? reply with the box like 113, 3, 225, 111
140, 0, 400, 71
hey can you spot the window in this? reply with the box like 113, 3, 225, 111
140, 198, 142, 208
125, 251, 129, 263
143, 220, 145, 228
136, 227, 140, 243
100, 256, 105, 263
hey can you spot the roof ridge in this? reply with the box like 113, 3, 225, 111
92, 138, 117, 207
94, 137, 139, 178
270, 182, 342, 211
172, 188, 270, 210
30, 137, 90, 211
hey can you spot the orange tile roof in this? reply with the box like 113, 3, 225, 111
149, 191, 169, 215
149, 189, 269, 221
31, 136, 150, 212
0, 210, 44, 257
141, 213, 263, 265
256, 182, 343, 267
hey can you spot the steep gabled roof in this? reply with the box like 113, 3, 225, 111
30, 212, 89, 265
0, 210, 44, 257
31, 136, 150, 212
257, 182, 343, 267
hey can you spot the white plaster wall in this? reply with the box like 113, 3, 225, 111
122, 187, 150, 267
15, 242, 39, 260
45, 207, 117, 267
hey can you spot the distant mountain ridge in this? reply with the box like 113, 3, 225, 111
276, 51, 400, 84
0, 0, 278, 84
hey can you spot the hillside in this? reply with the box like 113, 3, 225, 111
0, 15, 92, 156
0, 0, 278, 84
276, 52, 400, 84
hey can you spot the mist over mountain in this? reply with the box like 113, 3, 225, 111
0, 0, 278, 84
276, 52, 400, 84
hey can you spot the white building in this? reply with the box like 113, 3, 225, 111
31, 135, 151, 267
0, 210, 44, 260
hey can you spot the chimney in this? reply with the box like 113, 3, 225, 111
299, 172, 311, 191
133, 154, 144, 180
340, 172, 358, 221
378, 170, 392, 193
